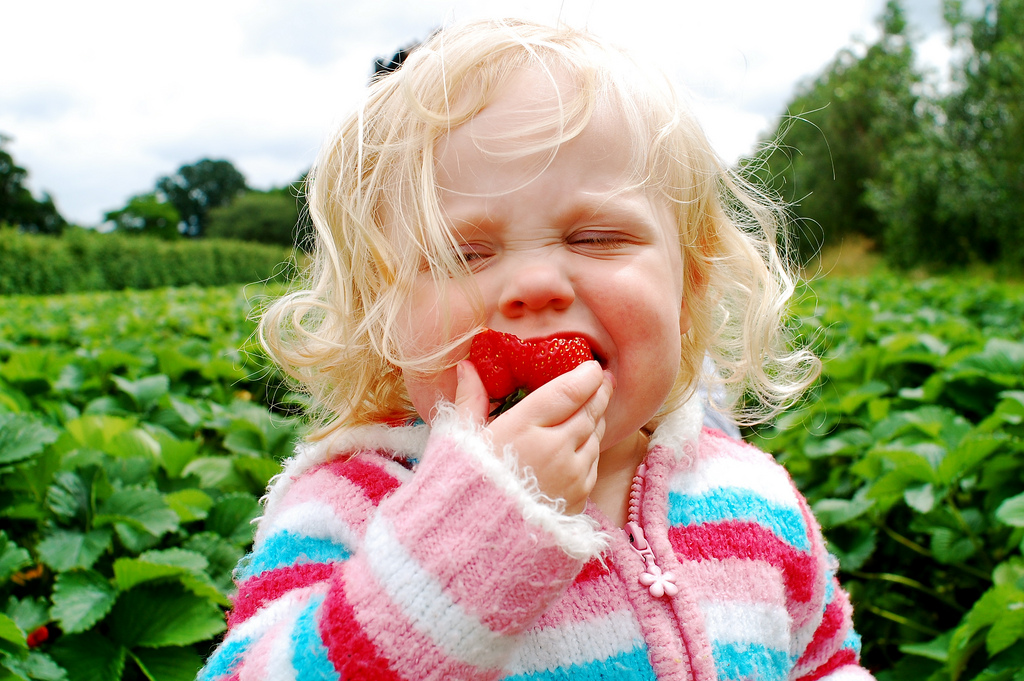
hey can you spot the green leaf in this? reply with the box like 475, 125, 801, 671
113, 550, 227, 607
0, 413, 59, 466
5, 651, 68, 681
0, 612, 27, 650
49, 570, 117, 634
181, 457, 245, 490
149, 431, 199, 479
939, 433, 1008, 485
987, 609, 1024, 656
36, 529, 112, 572
205, 493, 260, 546
108, 585, 225, 648
804, 428, 874, 459
111, 375, 169, 413
899, 630, 952, 662
63, 415, 134, 452
130, 647, 202, 681
997, 493, 1024, 528
931, 527, 977, 564
904, 483, 936, 513
0, 532, 32, 582
45, 472, 90, 523
811, 497, 875, 528
106, 429, 160, 462
49, 631, 126, 681
232, 455, 282, 492
6, 597, 51, 634
94, 488, 179, 539
164, 489, 213, 523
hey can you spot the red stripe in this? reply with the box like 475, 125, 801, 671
796, 648, 859, 681
668, 520, 817, 603
228, 562, 334, 629
320, 568, 405, 681
319, 456, 402, 504
575, 558, 612, 584
797, 594, 846, 667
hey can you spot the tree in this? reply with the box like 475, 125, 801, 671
103, 192, 182, 239
0, 134, 66, 234
866, 0, 1024, 270
156, 159, 247, 237
206, 188, 300, 246
749, 1, 922, 260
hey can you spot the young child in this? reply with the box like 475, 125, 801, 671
200, 18, 873, 681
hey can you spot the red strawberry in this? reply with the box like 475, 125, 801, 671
469, 329, 594, 413
27, 625, 48, 648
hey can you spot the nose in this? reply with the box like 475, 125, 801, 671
497, 256, 575, 318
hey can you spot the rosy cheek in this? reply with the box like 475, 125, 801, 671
404, 366, 459, 423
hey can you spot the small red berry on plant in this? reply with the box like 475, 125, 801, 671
27, 625, 48, 648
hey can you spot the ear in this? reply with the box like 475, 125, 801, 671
679, 295, 692, 337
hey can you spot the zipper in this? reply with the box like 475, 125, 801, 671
625, 462, 678, 598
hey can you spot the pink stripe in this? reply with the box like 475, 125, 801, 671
338, 554, 491, 680
236, 617, 288, 681
674, 557, 788, 605
279, 464, 375, 526
532, 560, 632, 629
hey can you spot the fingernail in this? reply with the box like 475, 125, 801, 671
457, 361, 466, 382
604, 369, 616, 389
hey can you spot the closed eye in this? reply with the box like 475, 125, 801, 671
458, 243, 494, 270
568, 230, 637, 250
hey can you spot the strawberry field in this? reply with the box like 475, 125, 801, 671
0, 274, 1022, 681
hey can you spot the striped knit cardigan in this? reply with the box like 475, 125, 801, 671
199, 397, 874, 680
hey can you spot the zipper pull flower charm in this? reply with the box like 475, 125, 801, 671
625, 522, 678, 598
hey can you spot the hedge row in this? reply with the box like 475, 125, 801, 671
0, 228, 294, 295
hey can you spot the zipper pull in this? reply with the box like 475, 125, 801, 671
625, 522, 678, 598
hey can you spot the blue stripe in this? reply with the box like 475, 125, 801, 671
292, 594, 340, 680
238, 530, 350, 579
712, 641, 793, 681
197, 635, 251, 681
503, 644, 656, 681
668, 488, 810, 551
843, 628, 863, 654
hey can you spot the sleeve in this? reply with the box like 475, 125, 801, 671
197, 408, 607, 681
789, 490, 875, 681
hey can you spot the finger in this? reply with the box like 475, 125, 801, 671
453, 360, 490, 424
510, 360, 605, 427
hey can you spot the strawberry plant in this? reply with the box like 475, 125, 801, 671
750, 274, 1024, 681
0, 285, 301, 681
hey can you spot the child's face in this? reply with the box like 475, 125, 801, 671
401, 68, 689, 454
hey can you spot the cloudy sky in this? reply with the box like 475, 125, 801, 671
2, 0, 948, 227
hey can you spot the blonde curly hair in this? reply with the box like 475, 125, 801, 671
259, 18, 819, 440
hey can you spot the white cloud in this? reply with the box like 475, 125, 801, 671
3, 0, 949, 226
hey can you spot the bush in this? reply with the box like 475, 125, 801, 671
0, 229, 293, 295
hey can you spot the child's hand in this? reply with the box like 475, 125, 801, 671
454, 359, 613, 515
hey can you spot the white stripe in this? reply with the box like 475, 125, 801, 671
702, 601, 792, 651
262, 604, 301, 681
364, 514, 514, 670
671, 456, 800, 508
505, 610, 645, 675
273, 501, 358, 547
